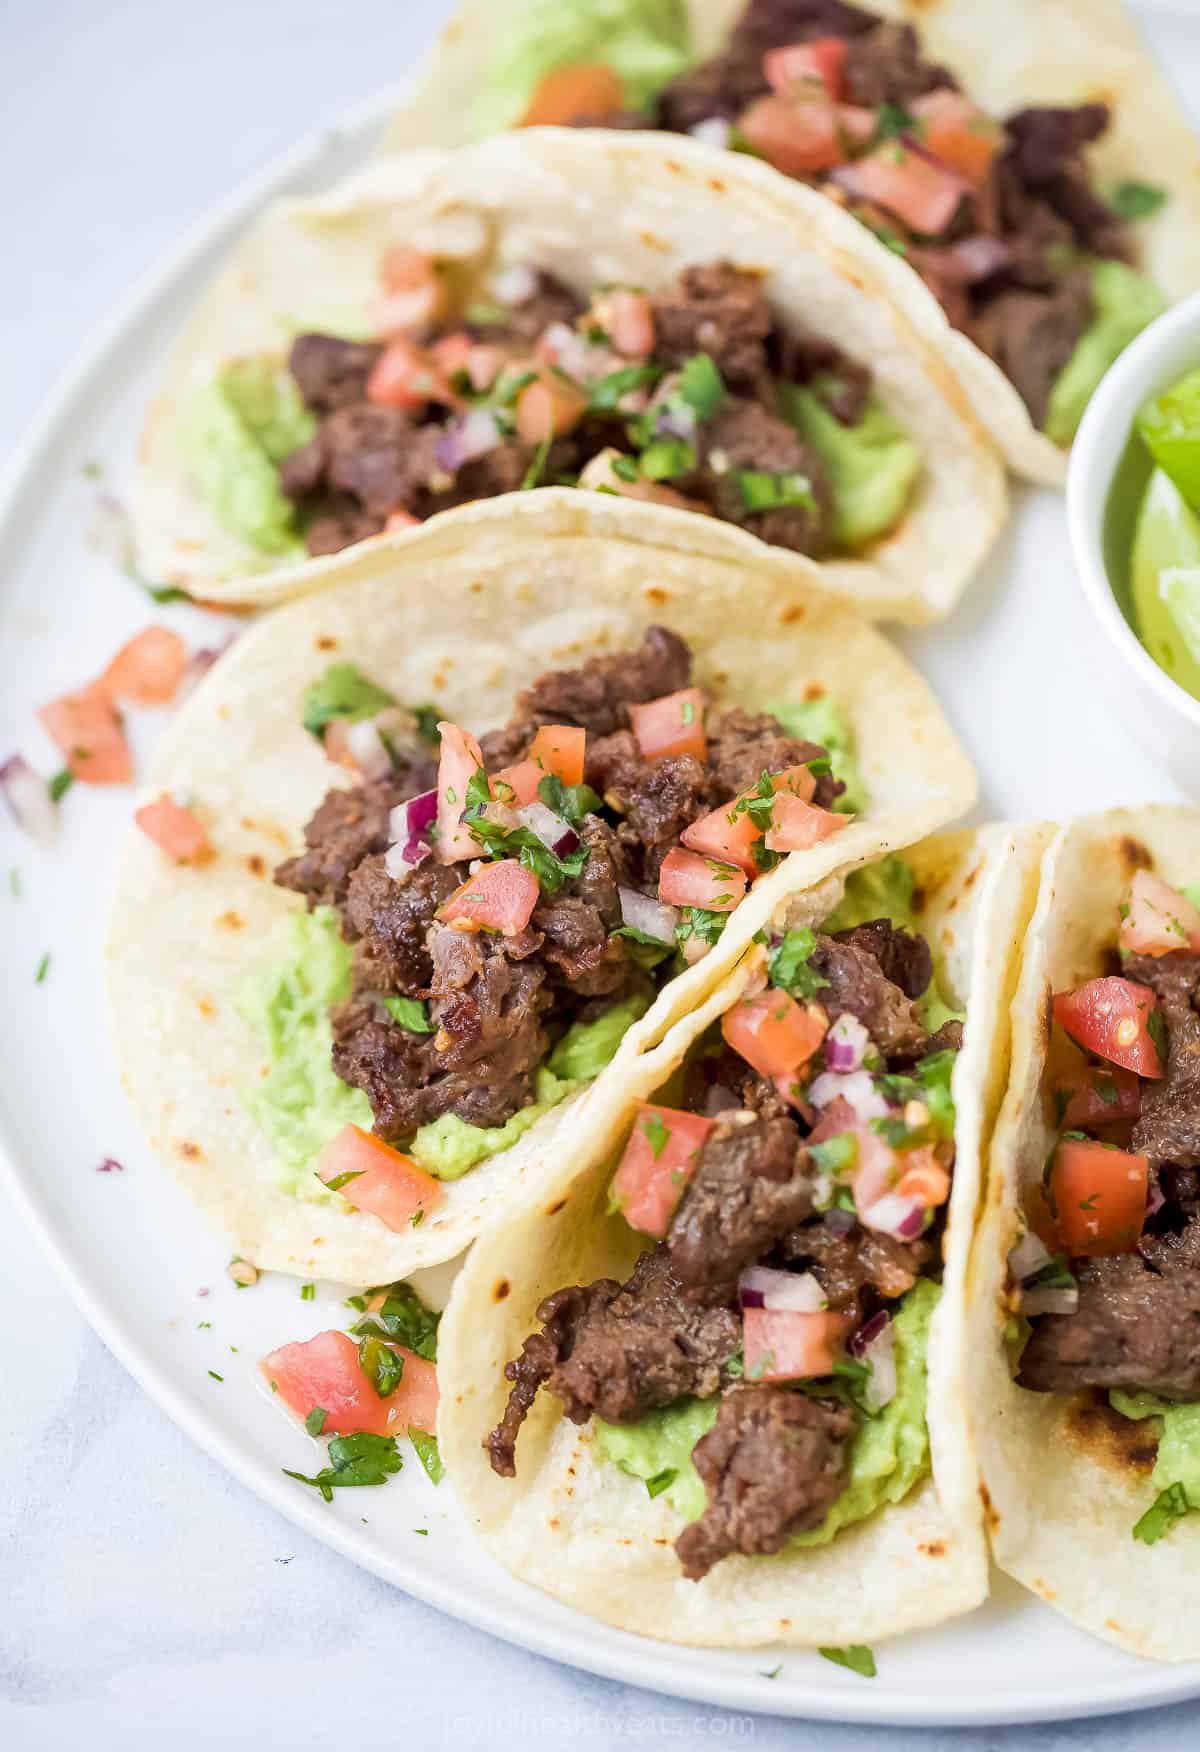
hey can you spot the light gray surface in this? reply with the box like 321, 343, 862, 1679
2, 1, 1199, 1746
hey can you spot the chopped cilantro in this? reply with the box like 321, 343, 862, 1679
300, 1282, 315, 1301
467, 810, 589, 894
677, 353, 725, 420
357, 1334, 405, 1398
1148, 1007, 1168, 1065
612, 923, 674, 966
35, 953, 50, 985
521, 434, 552, 491
465, 301, 508, 325
645, 1467, 677, 1499
759, 1664, 782, 1680
301, 664, 394, 739
351, 1282, 440, 1361
536, 773, 601, 822
768, 926, 829, 1001
639, 438, 696, 481
284, 1431, 403, 1501
324, 1169, 364, 1192
409, 1427, 445, 1484
675, 907, 728, 951
611, 454, 640, 483
1133, 1481, 1192, 1545
875, 103, 916, 141
589, 363, 663, 411
819, 1644, 876, 1678
48, 769, 74, 803
642, 1113, 670, 1159
1024, 1253, 1077, 1294
1107, 180, 1167, 222
383, 995, 436, 1033
810, 1132, 858, 1176
736, 470, 817, 514
410, 1207, 425, 1227
208, 1370, 224, 1382
412, 704, 442, 745
492, 368, 537, 407
305, 1407, 328, 1437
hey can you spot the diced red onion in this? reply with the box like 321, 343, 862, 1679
96, 1157, 124, 1173
491, 262, 538, 306
1020, 1285, 1079, 1318
737, 1266, 827, 1314
618, 886, 679, 945
342, 707, 424, 782
823, 1205, 857, 1238
808, 1068, 890, 1123
345, 718, 393, 783
681, 935, 710, 965
861, 1192, 926, 1241
824, 1014, 869, 1074
1007, 1230, 1052, 1285
482, 799, 520, 832
849, 1309, 891, 1358
434, 408, 503, 474
385, 788, 437, 879
0, 755, 58, 845
860, 1316, 898, 1411
944, 234, 1012, 283
689, 118, 732, 149
517, 800, 578, 857
1146, 1175, 1165, 1218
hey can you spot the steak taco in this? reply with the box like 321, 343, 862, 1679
106, 499, 975, 1284
438, 825, 1046, 1645
132, 131, 1003, 621
385, 0, 1200, 486
969, 807, 1200, 1662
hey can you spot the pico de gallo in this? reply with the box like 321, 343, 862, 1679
1012, 867, 1200, 1545
246, 625, 856, 1200
487, 886, 960, 1579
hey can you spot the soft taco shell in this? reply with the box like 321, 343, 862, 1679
968, 806, 1200, 1662
106, 496, 976, 1285
383, 0, 1200, 487
437, 824, 1047, 1646
132, 132, 1005, 622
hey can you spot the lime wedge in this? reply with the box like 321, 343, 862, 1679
1137, 366, 1200, 511
1131, 466, 1200, 700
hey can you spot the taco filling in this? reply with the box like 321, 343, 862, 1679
256, 625, 861, 1211
1010, 869, 1200, 1543
189, 256, 921, 561
493, 0, 1167, 442
486, 865, 960, 1578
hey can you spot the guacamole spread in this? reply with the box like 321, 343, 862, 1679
183, 357, 314, 556
1110, 1391, 1200, 1511
1044, 261, 1166, 447
766, 696, 867, 814
780, 382, 921, 553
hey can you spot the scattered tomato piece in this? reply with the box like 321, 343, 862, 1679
438, 858, 541, 935
104, 626, 188, 706
837, 144, 966, 235
318, 1124, 443, 1230
596, 289, 656, 358
134, 795, 212, 865
682, 764, 817, 875
261, 1329, 439, 1437
368, 339, 457, 410
1050, 1137, 1148, 1257
515, 369, 589, 442
657, 846, 747, 912
910, 90, 1002, 187
1119, 869, 1200, 959
743, 1307, 852, 1381
738, 93, 846, 177
518, 62, 625, 127
1054, 1064, 1142, 1130
629, 688, 706, 763
38, 684, 132, 785
528, 724, 586, 788
611, 1104, 716, 1237
763, 794, 847, 852
763, 38, 847, 101
722, 988, 828, 1080
895, 1147, 951, 1209
1052, 977, 1164, 1079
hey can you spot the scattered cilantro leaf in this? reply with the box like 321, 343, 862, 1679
1133, 1481, 1191, 1544
300, 1282, 315, 1302
324, 1169, 364, 1192
35, 953, 50, 985
351, 1282, 440, 1362
768, 927, 829, 1001
521, 434, 552, 491
357, 1334, 406, 1399
675, 907, 727, 951
642, 1113, 670, 1159
639, 438, 696, 481
645, 1467, 677, 1499
537, 773, 601, 822
589, 363, 662, 411
284, 1431, 403, 1501
819, 1644, 876, 1678
677, 353, 725, 420
301, 664, 395, 739
736, 470, 817, 514
409, 1426, 445, 1485
48, 769, 74, 803
383, 994, 436, 1033
1107, 180, 1167, 221
305, 1407, 328, 1437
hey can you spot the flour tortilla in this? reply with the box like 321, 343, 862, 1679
438, 824, 1047, 1646
132, 131, 1005, 623
968, 806, 1200, 1662
106, 496, 976, 1285
383, 0, 1200, 487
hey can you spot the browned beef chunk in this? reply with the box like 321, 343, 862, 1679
342, 855, 459, 994
809, 933, 928, 1056
467, 271, 584, 346
771, 332, 873, 425
512, 625, 692, 739
566, 109, 654, 129
656, 42, 769, 132
706, 705, 841, 810
1003, 105, 1128, 259
433, 434, 581, 511
322, 405, 444, 517
894, 1017, 963, 1064
302, 502, 387, 558
968, 271, 1094, 428
698, 398, 833, 557
288, 334, 382, 415
668, 1109, 815, 1298
841, 21, 955, 109
329, 995, 444, 1135
620, 755, 711, 875
274, 777, 412, 910
674, 1386, 855, 1580
1127, 952, 1200, 1167
278, 433, 327, 497
732, 0, 880, 54
833, 919, 932, 1001
486, 1246, 740, 1473
650, 263, 775, 391
785, 1220, 932, 1312
1019, 1223, 1200, 1397
531, 821, 638, 996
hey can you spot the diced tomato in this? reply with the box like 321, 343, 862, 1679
895, 1146, 951, 1209
438, 858, 541, 936
597, 289, 655, 358
1049, 1137, 1149, 1257
104, 626, 187, 706
529, 724, 586, 787
910, 91, 1002, 188
764, 38, 847, 101
318, 1124, 443, 1230
515, 369, 589, 442
682, 765, 817, 876
629, 687, 706, 763
1054, 1064, 1142, 1130
739, 93, 845, 177
850, 1125, 901, 1219
380, 245, 436, 294
611, 1104, 716, 1237
464, 344, 504, 392
436, 719, 486, 863
134, 795, 212, 865
837, 103, 878, 149
764, 794, 848, 853
373, 249, 443, 336
384, 509, 421, 532
430, 331, 474, 377
260, 1328, 439, 1437
492, 759, 541, 808
658, 847, 747, 912
38, 684, 133, 784
578, 447, 709, 511
743, 1307, 853, 1382
367, 339, 457, 410
1119, 869, 1200, 959
518, 62, 625, 127
1052, 977, 1164, 1079
722, 988, 828, 1080
839, 144, 966, 235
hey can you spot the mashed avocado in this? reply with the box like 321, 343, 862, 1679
237, 908, 371, 1202
473, 0, 690, 135
410, 991, 650, 1179
1110, 1391, 1200, 1505
240, 921, 649, 1191
183, 357, 315, 556
765, 697, 867, 815
1043, 261, 1166, 447
779, 382, 921, 552
823, 856, 962, 1033
595, 1279, 938, 1538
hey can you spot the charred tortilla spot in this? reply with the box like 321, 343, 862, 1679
802, 679, 824, 699
197, 998, 215, 1019
646, 587, 669, 606
978, 1482, 1000, 1532
638, 231, 672, 253
780, 604, 805, 626
216, 910, 245, 931
666, 159, 683, 174
918, 1539, 946, 1557
315, 635, 338, 651
177, 1140, 203, 1161
246, 855, 266, 877
1033, 1578, 1056, 1601
707, 177, 726, 193
493, 1278, 511, 1302
1066, 1391, 1158, 1474
545, 1197, 567, 1216
1117, 835, 1153, 876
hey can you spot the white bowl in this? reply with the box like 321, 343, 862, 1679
1067, 290, 1200, 795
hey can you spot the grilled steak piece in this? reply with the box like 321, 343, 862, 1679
833, 918, 933, 1001
288, 333, 382, 415
1127, 952, 1200, 1167
809, 932, 928, 1057
668, 1110, 815, 1299
275, 774, 424, 910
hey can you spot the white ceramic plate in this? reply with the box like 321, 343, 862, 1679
2, 84, 1200, 1732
